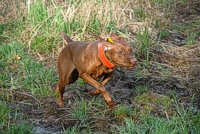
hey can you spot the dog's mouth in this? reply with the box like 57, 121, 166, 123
124, 62, 136, 70
115, 60, 137, 70
125, 65, 135, 70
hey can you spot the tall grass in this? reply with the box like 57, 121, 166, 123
11, 0, 129, 53
137, 26, 153, 63
0, 42, 57, 96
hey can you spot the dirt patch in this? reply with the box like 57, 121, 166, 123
3, 65, 198, 133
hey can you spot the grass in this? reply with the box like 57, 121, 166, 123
186, 32, 196, 45
116, 103, 200, 134
134, 84, 149, 95
70, 99, 90, 122
0, 101, 34, 134
137, 26, 153, 63
67, 98, 94, 133
114, 105, 134, 121
0, 42, 57, 96
76, 78, 87, 87
135, 7, 148, 21
12, 0, 123, 53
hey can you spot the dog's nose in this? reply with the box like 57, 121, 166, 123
131, 58, 137, 64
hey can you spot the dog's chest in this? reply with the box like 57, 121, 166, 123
91, 67, 113, 80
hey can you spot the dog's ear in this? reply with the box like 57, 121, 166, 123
110, 33, 128, 46
110, 33, 121, 41
93, 33, 114, 50
60, 31, 73, 43
110, 33, 118, 37
93, 33, 107, 44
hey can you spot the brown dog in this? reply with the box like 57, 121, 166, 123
56, 32, 137, 108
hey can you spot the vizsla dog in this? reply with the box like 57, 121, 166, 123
56, 32, 137, 108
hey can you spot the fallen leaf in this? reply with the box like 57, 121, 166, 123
12, 53, 20, 60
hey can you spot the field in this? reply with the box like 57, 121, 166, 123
0, 0, 200, 133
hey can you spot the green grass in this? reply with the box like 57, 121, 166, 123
116, 105, 200, 134
0, 42, 57, 96
76, 78, 87, 87
67, 98, 93, 133
137, 26, 153, 63
135, 7, 148, 21
168, 23, 199, 45
186, 32, 196, 45
159, 28, 170, 38
70, 99, 90, 122
0, 101, 34, 134
134, 84, 149, 95
114, 105, 133, 121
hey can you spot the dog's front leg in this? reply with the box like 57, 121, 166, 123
101, 72, 114, 85
80, 73, 114, 108
87, 72, 114, 95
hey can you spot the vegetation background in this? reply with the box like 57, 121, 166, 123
0, 0, 200, 133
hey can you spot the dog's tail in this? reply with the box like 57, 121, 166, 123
60, 31, 74, 43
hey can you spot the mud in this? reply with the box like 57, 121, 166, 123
4, 65, 199, 133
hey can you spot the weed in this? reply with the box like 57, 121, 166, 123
62, 125, 79, 134
134, 84, 149, 95
137, 26, 153, 63
186, 32, 196, 45
118, 115, 175, 133
77, 78, 87, 87
135, 8, 147, 21
155, 96, 172, 109
67, 99, 93, 133
154, 18, 166, 28
0, 102, 10, 128
170, 23, 198, 45
157, 63, 171, 77
62, 124, 92, 134
114, 105, 133, 121
70, 99, 91, 123
0, 24, 9, 42
159, 29, 170, 38
174, 101, 200, 133
135, 93, 150, 103
0, 42, 24, 88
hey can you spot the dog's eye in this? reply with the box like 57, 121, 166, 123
118, 51, 123, 55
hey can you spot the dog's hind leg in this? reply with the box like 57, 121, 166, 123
56, 63, 79, 108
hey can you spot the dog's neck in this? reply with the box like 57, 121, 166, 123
98, 43, 115, 68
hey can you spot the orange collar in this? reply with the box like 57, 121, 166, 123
98, 43, 115, 68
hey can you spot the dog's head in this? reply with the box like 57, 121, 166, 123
93, 33, 137, 70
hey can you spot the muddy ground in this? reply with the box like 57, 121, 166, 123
4, 62, 200, 133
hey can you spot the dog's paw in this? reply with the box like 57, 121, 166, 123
55, 87, 59, 93
106, 101, 114, 108
58, 99, 64, 108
